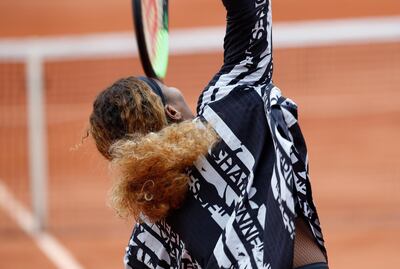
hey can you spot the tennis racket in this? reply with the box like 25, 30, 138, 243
132, 0, 169, 80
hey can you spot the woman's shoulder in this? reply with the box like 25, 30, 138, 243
197, 83, 269, 116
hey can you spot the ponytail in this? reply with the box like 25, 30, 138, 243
109, 120, 218, 222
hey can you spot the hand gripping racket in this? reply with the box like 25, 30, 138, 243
132, 0, 169, 80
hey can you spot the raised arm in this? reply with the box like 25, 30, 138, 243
222, 0, 273, 77
197, 0, 273, 114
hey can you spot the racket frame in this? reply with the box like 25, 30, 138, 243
132, 0, 168, 80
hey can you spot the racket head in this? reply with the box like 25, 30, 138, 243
133, 0, 169, 80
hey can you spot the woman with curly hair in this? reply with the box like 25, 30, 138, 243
89, 0, 328, 268
90, 76, 218, 221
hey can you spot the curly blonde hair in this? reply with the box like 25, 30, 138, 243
110, 121, 217, 222
89, 77, 218, 222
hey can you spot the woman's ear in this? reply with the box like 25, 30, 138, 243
164, 105, 183, 122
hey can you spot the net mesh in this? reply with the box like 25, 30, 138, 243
0, 62, 30, 207
274, 42, 400, 97
0, 62, 31, 236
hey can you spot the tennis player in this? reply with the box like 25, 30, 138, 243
89, 0, 328, 268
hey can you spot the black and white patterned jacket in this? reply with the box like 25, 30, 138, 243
125, 0, 326, 268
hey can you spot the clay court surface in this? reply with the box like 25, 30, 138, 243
0, 1, 399, 269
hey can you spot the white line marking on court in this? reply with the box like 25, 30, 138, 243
0, 16, 399, 60
274, 16, 400, 48
0, 180, 85, 269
